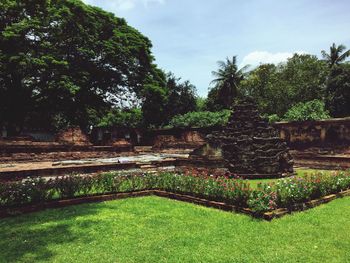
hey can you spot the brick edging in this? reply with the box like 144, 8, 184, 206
263, 189, 350, 220
0, 190, 153, 218
1, 189, 350, 220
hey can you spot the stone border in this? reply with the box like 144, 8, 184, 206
0, 160, 177, 181
1, 189, 350, 220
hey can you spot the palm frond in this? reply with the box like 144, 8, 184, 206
216, 60, 226, 69
239, 64, 250, 74
337, 49, 350, 63
321, 50, 330, 60
229, 56, 237, 65
337, 44, 347, 53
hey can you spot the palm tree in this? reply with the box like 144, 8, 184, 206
210, 56, 249, 108
321, 43, 350, 68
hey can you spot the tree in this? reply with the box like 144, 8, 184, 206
141, 83, 168, 127
167, 110, 231, 128
195, 97, 206, 111
240, 54, 329, 116
98, 108, 142, 128
239, 63, 277, 113
321, 43, 350, 68
204, 87, 221, 111
140, 71, 198, 127
0, 0, 157, 135
164, 72, 197, 120
208, 56, 249, 109
325, 64, 350, 117
276, 54, 329, 114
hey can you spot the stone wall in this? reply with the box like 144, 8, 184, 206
273, 117, 350, 148
146, 118, 350, 150
152, 131, 205, 148
149, 128, 214, 149
4, 118, 350, 150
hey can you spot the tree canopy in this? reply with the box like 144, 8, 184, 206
1, 2, 349, 134
204, 47, 349, 122
0, 0, 159, 134
239, 54, 329, 116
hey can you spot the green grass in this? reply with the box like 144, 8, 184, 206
296, 168, 335, 176
246, 178, 278, 188
1, 196, 350, 263
246, 168, 337, 188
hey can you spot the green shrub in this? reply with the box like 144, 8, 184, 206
98, 108, 143, 128
248, 183, 277, 214
275, 177, 314, 206
267, 114, 281, 123
53, 174, 84, 198
1, 170, 350, 214
94, 173, 123, 193
283, 99, 330, 121
0, 177, 54, 206
167, 110, 231, 128
275, 171, 350, 208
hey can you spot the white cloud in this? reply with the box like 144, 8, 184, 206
240, 51, 306, 68
143, 0, 165, 5
82, 0, 164, 11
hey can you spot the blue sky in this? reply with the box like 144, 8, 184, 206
82, 0, 350, 96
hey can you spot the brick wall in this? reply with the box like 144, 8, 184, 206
56, 127, 92, 145
273, 117, 350, 148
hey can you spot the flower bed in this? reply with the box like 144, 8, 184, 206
1, 170, 350, 218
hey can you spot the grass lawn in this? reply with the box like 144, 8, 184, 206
295, 168, 335, 176
1, 196, 350, 263
246, 178, 277, 188
246, 168, 337, 188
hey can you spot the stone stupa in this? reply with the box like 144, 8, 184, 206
191, 97, 294, 178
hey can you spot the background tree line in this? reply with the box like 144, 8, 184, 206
1, 0, 349, 134
204, 44, 350, 123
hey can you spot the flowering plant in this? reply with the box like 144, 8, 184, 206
248, 183, 277, 213
1, 170, 349, 214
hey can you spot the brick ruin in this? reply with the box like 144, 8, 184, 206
2, 99, 350, 179
193, 98, 294, 177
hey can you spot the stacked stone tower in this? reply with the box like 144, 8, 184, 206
207, 97, 293, 177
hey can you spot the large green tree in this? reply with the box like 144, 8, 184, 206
238, 63, 277, 113
140, 71, 198, 128
0, 0, 157, 135
240, 54, 329, 116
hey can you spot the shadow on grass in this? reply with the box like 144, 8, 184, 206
0, 223, 74, 262
0, 202, 112, 262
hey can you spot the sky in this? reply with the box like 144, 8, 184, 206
82, 0, 350, 97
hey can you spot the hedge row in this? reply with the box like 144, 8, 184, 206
1, 170, 350, 213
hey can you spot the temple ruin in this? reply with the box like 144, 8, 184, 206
192, 97, 294, 178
